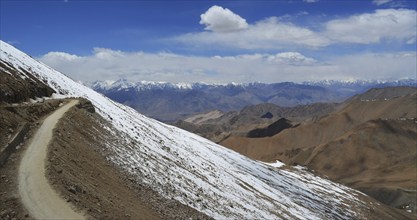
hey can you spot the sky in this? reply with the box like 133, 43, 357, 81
1, 0, 416, 83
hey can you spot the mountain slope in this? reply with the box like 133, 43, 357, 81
221, 87, 417, 212
0, 40, 411, 219
172, 102, 338, 143
222, 88, 416, 161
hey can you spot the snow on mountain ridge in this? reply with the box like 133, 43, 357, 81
90, 79, 257, 92
1, 40, 381, 219
90, 78, 416, 92
304, 78, 417, 87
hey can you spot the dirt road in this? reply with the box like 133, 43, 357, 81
18, 100, 85, 219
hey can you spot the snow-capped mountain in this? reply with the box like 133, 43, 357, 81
90, 78, 196, 92
90, 80, 341, 121
89, 78, 416, 121
0, 40, 404, 219
91, 78, 416, 94
304, 79, 416, 94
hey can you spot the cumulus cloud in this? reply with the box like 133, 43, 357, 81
372, 0, 392, 6
39, 49, 416, 83
175, 8, 416, 50
200, 5, 248, 32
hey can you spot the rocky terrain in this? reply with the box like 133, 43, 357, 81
0, 61, 54, 104
221, 86, 417, 213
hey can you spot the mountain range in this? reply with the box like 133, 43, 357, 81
90, 78, 416, 121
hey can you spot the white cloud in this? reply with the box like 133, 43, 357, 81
42, 51, 81, 62
175, 8, 416, 50
39, 49, 416, 84
325, 9, 417, 44
267, 52, 317, 65
331, 52, 417, 80
200, 5, 248, 32
372, 0, 392, 6
177, 17, 330, 49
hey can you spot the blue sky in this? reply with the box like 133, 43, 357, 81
1, 0, 416, 83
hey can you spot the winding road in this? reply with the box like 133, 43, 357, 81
18, 100, 85, 219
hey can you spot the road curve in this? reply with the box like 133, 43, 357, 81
18, 100, 85, 220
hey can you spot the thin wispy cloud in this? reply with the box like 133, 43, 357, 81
6, 40, 20, 45
372, 0, 393, 6
303, 0, 319, 3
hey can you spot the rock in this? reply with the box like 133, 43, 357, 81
68, 186, 77, 194
74, 185, 83, 193
54, 166, 63, 174
76, 100, 95, 113
0, 210, 8, 217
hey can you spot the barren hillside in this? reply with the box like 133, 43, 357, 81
221, 87, 417, 212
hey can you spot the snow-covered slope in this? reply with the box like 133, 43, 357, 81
0, 41, 387, 219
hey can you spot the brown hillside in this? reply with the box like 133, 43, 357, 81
221, 87, 417, 212
222, 91, 417, 162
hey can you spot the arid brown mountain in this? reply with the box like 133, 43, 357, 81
172, 102, 338, 143
221, 86, 417, 212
